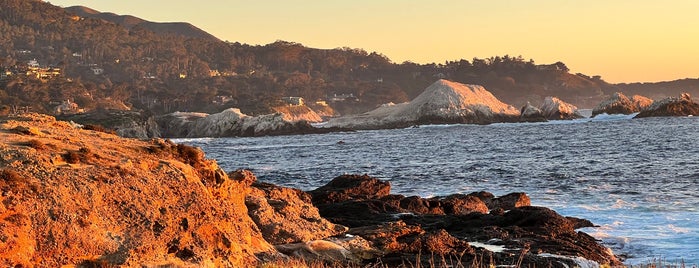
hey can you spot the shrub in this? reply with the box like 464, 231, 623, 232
0, 169, 23, 182
176, 143, 203, 166
63, 151, 81, 164
25, 139, 46, 150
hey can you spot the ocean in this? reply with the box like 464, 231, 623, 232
175, 114, 699, 266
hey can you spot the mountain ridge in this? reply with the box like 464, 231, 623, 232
64, 5, 220, 41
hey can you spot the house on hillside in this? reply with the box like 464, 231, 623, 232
330, 93, 359, 103
90, 66, 104, 75
282, 97, 304, 106
27, 59, 40, 69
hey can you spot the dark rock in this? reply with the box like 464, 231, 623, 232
307, 175, 621, 267
520, 102, 547, 122
540, 97, 584, 120
635, 93, 699, 118
309, 174, 391, 204
490, 192, 531, 211
436, 194, 489, 215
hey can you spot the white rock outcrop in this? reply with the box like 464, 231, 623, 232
157, 108, 326, 138
324, 79, 519, 129
540, 97, 584, 120
592, 92, 653, 117
519, 102, 546, 122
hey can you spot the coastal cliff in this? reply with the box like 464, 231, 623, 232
0, 113, 274, 267
0, 113, 622, 267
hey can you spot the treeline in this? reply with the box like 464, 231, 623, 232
0, 0, 695, 116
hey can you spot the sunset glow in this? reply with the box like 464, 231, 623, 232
48, 0, 699, 83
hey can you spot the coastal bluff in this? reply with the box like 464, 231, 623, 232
0, 113, 274, 267
0, 113, 622, 267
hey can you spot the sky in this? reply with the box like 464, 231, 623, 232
48, 0, 699, 83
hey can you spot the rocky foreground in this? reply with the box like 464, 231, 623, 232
0, 114, 622, 267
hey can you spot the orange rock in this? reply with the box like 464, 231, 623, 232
0, 114, 274, 267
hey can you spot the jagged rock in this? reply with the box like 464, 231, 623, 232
241, 170, 347, 244
307, 175, 621, 267
436, 194, 489, 215
272, 105, 323, 123
592, 92, 653, 116
57, 109, 160, 139
540, 96, 584, 120
323, 79, 520, 129
631, 95, 654, 111
309, 174, 391, 204
635, 93, 699, 118
520, 102, 547, 122
0, 114, 274, 267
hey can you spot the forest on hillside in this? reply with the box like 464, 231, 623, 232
1, 0, 697, 116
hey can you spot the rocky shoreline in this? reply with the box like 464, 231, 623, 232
0, 113, 622, 267
249, 173, 621, 267
56, 80, 699, 140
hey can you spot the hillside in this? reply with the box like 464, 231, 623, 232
0, 0, 696, 119
64, 6, 220, 41
0, 113, 273, 266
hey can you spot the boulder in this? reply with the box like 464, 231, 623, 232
241, 170, 347, 244
309, 174, 391, 204
540, 96, 584, 120
519, 102, 547, 122
436, 194, 489, 215
323, 79, 520, 129
489, 192, 531, 211
592, 92, 653, 116
631, 95, 653, 110
635, 93, 699, 118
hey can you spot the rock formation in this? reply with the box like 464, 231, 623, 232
272, 105, 323, 123
240, 170, 348, 244
592, 92, 653, 117
0, 113, 275, 267
635, 93, 699, 118
156, 108, 338, 138
519, 102, 547, 122
307, 174, 621, 267
0, 113, 623, 267
540, 96, 584, 120
57, 109, 161, 139
323, 79, 520, 129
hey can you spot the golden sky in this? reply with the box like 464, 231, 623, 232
49, 0, 699, 83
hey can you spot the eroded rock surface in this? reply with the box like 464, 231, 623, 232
0, 113, 273, 267
635, 93, 699, 118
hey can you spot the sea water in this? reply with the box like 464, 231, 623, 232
176, 115, 699, 266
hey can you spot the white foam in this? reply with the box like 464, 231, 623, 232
538, 253, 601, 268
589, 112, 638, 121
666, 224, 690, 234
469, 242, 507, 253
